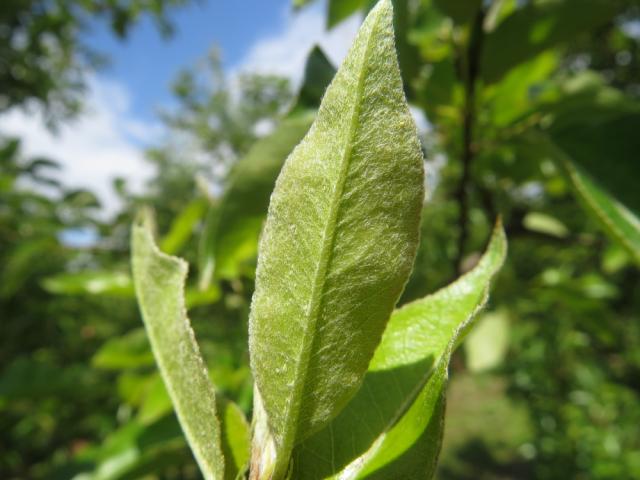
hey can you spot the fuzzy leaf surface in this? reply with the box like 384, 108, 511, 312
293, 223, 507, 479
198, 45, 335, 287
249, 0, 424, 472
132, 212, 224, 480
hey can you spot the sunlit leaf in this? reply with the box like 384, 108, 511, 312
293, 222, 507, 479
249, 1, 424, 476
481, 0, 617, 83
523, 212, 569, 239
93, 328, 154, 370
42, 270, 134, 297
198, 112, 314, 286
199, 45, 336, 287
217, 397, 251, 480
465, 309, 511, 372
131, 211, 225, 480
160, 197, 208, 255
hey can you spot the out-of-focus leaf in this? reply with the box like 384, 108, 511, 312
293, 222, 507, 478
131, 211, 224, 480
198, 112, 314, 286
1, 238, 55, 298
290, 46, 336, 113
328, 0, 365, 28
185, 285, 221, 308
465, 309, 511, 372
523, 212, 569, 238
433, 0, 481, 24
481, 0, 618, 83
250, 2, 424, 476
0, 356, 91, 399
200, 44, 336, 287
160, 197, 208, 255
559, 155, 640, 266
63, 189, 101, 208
92, 328, 154, 370
138, 374, 172, 424
486, 51, 557, 127
293, 0, 314, 8
526, 132, 640, 266
549, 111, 640, 215
217, 397, 251, 480
42, 270, 134, 297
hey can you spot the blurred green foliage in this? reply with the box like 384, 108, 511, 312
2, 0, 640, 479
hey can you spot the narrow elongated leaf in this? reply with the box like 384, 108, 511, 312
345, 343, 449, 480
198, 113, 315, 285
160, 198, 208, 255
522, 131, 640, 266
199, 47, 335, 286
249, 0, 424, 476
132, 212, 224, 480
217, 398, 251, 480
557, 149, 640, 266
41, 270, 133, 297
293, 222, 507, 479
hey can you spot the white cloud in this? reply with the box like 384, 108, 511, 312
234, 3, 361, 85
0, 76, 160, 217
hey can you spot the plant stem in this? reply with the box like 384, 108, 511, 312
455, 8, 486, 273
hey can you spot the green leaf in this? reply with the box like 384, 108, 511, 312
217, 398, 251, 480
199, 46, 335, 287
290, 46, 336, 114
293, 222, 507, 479
92, 328, 154, 370
198, 112, 314, 285
293, 0, 314, 8
524, 131, 640, 266
486, 51, 558, 127
41, 270, 134, 297
522, 212, 569, 239
549, 110, 640, 215
249, 1, 424, 476
481, 0, 618, 83
464, 309, 511, 372
131, 211, 225, 480
160, 198, 208, 255
345, 344, 448, 480
328, 0, 365, 28
558, 152, 640, 266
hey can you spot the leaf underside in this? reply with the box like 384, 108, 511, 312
249, 0, 424, 474
132, 212, 225, 480
293, 222, 507, 479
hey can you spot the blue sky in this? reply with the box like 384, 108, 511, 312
85, 0, 294, 124
0, 0, 361, 214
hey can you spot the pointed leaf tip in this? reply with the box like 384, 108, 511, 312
132, 213, 225, 480
249, 0, 423, 477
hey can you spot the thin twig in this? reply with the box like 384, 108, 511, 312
455, 8, 487, 273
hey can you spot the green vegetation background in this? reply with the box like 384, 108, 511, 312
1, 0, 639, 479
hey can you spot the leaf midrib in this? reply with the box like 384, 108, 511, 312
280, 9, 383, 463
